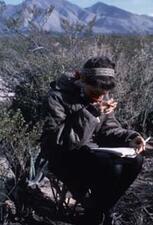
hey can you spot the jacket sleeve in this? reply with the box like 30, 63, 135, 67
44, 91, 99, 150
46, 91, 66, 127
95, 112, 140, 147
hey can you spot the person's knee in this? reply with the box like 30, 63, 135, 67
126, 154, 143, 180
134, 154, 143, 172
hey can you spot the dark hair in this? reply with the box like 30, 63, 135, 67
82, 56, 116, 90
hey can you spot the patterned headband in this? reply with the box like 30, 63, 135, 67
81, 68, 115, 78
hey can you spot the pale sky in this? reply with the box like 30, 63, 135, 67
4, 0, 153, 16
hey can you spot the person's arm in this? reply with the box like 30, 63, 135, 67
45, 91, 100, 150
44, 91, 66, 133
96, 112, 141, 147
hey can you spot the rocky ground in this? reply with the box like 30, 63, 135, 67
113, 152, 153, 225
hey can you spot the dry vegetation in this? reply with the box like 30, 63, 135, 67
0, 31, 153, 225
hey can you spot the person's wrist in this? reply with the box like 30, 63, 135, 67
126, 133, 140, 146
86, 104, 101, 117
129, 135, 145, 153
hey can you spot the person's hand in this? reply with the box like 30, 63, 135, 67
129, 136, 145, 154
102, 99, 118, 114
93, 98, 117, 114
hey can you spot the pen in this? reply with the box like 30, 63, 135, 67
144, 137, 151, 144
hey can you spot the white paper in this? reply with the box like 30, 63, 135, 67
91, 147, 137, 158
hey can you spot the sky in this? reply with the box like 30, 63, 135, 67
4, 0, 153, 16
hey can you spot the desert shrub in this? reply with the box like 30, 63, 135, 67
11, 69, 50, 124
0, 107, 42, 178
1, 33, 153, 133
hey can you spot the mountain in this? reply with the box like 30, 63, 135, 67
0, 0, 95, 33
19, 0, 96, 32
86, 2, 153, 34
1, 0, 153, 34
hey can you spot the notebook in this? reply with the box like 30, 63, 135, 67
91, 147, 137, 158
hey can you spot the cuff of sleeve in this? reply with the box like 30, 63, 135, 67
125, 132, 140, 143
86, 104, 101, 117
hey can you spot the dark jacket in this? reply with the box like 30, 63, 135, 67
41, 74, 139, 161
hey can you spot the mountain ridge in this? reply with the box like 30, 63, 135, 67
1, 0, 153, 34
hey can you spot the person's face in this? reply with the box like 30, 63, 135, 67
84, 84, 108, 102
